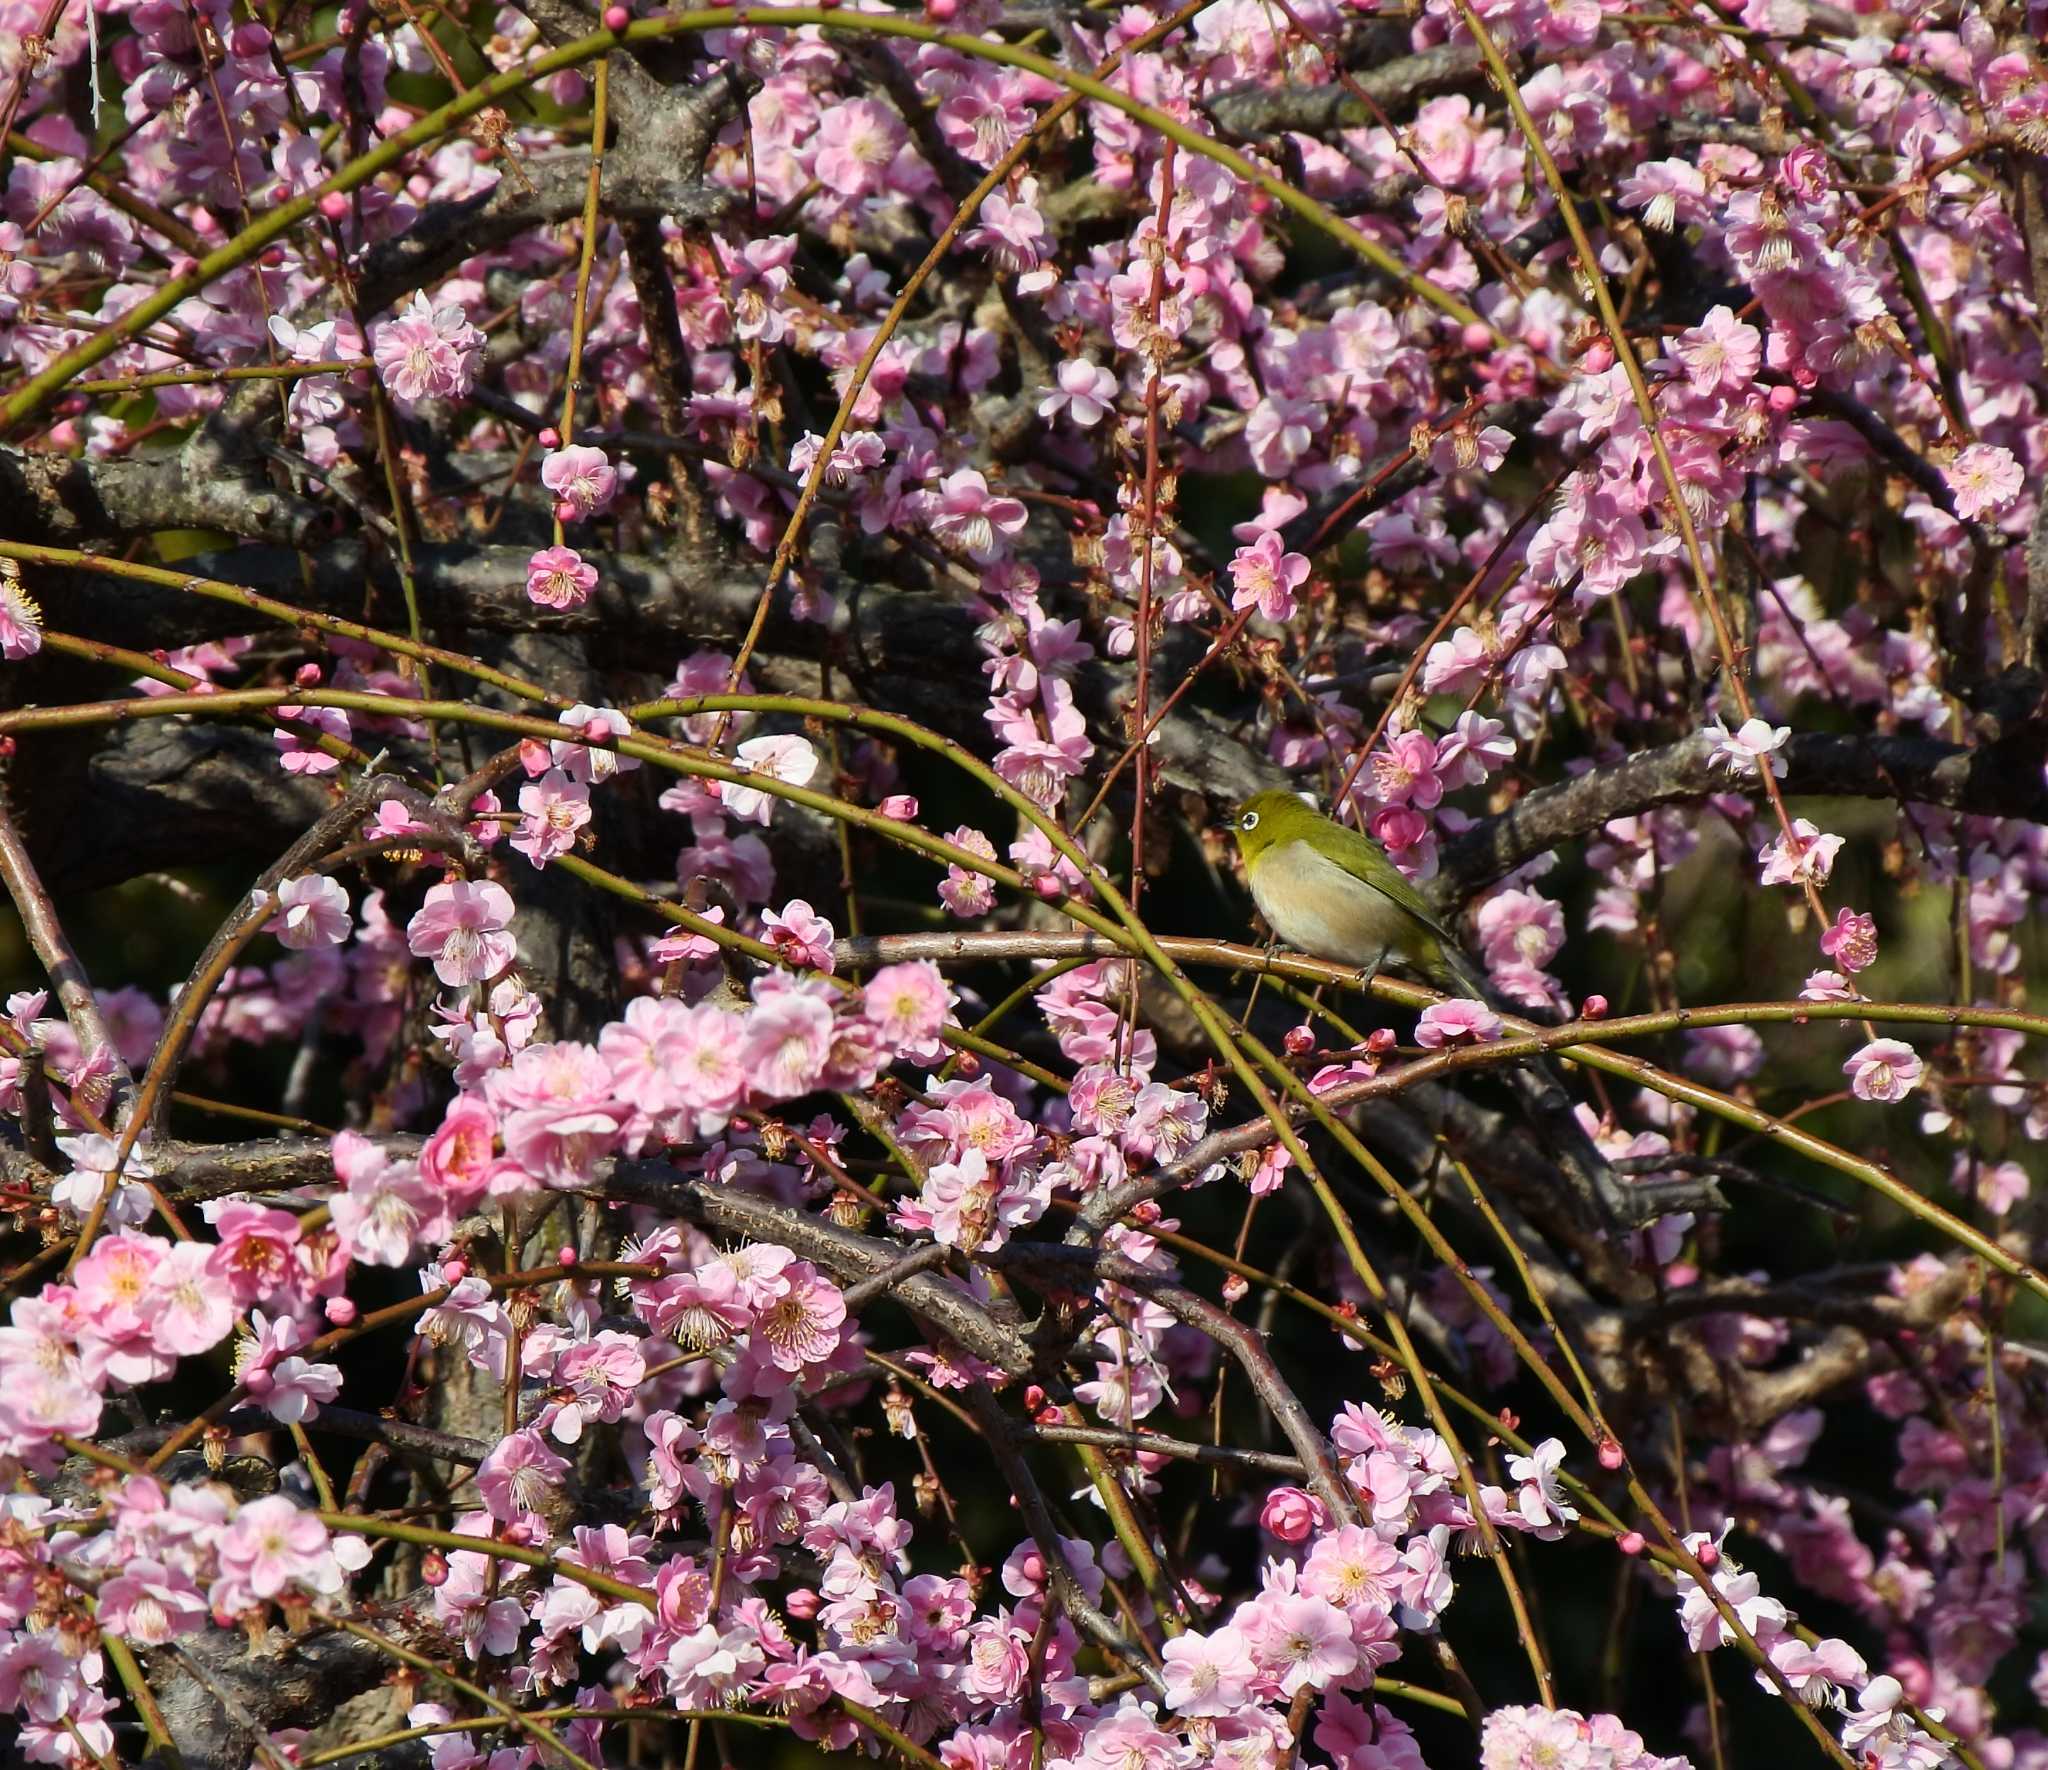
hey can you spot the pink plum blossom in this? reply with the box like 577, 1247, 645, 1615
406, 880, 518, 986
1415, 999, 1502, 1048
1944, 444, 2023, 521
0, 568, 43, 661
1844, 1038, 1923, 1103
1229, 531, 1311, 623
370, 291, 484, 407
925, 469, 1028, 563
526, 544, 598, 610
541, 445, 620, 519
1039, 358, 1119, 427
721, 733, 818, 824
267, 873, 352, 949
513, 768, 591, 868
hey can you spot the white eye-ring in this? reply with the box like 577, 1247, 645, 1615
1239, 810, 1260, 832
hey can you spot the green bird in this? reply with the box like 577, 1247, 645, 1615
1232, 789, 1483, 995
1230, 789, 1627, 1224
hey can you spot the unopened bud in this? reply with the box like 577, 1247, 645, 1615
1618, 1531, 1645, 1557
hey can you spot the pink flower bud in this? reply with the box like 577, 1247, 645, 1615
1366, 1027, 1397, 1053
1618, 1531, 1645, 1557
1597, 1438, 1625, 1470
1023, 1385, 1045, 1411
1462, 322, 1494, 353
1583, 995, 1608, 1019
442, 1258, 468, 1284
421, 1550, 449, 1586
1221, 1273, 1249, 1304
318, 193, 350, 221
1259, 1486, 1325, 1543
1033, 873, 1063, 900
1283, 1023, 1315, 1056
785, 1587, 820, 1619
558, 1246, 577, 1267
1035, 1404, 1062, 1425
538, 427, 561, 449
1694, 1541, 1720, 1569
878, 794, 919, 820
602, 3, 629, 25
954, 1050, 981, 1078
554, 499, 579, 523
324, 1296, 357, 1325
294, 663, 323, 688
927, 0, 957, 17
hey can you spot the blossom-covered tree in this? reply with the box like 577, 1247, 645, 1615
2, 1, 2047, 1767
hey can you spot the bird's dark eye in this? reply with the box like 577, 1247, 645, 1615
1239, 810, 1259, 832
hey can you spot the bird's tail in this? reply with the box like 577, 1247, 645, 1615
1432, 943, 1628, 1228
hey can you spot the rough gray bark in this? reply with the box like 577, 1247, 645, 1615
0, 448, 330, 548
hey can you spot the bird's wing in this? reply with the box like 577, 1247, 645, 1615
1314, 817, 1468, 952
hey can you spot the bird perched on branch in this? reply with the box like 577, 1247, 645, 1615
1231, 789, 1628, 1226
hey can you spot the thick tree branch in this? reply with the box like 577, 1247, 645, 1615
0, 447, 329, 547
1206, 44, 1485, 138
1440, 727, 2048, 901
351, 61, 743, 319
